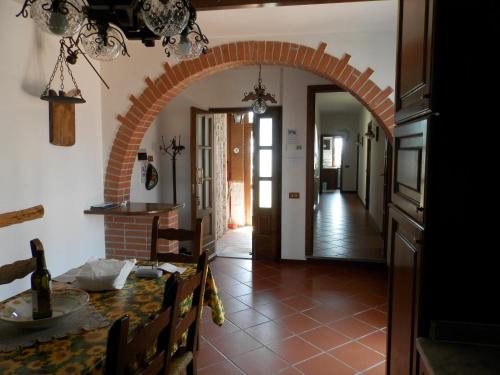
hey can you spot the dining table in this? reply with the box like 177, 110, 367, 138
0, 262, 225, 375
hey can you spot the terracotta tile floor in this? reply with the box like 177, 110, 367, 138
313, 192, 385, 262
200, 257, 387, 374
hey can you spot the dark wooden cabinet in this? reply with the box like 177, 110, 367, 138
395, 0, 435, 123
392, 118, 428, 223
388, 1, 499, 375
387, 205, 424, 375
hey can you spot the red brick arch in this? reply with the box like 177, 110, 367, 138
105, 41, 395, 202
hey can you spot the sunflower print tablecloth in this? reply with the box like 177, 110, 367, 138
0, 264, 224, 375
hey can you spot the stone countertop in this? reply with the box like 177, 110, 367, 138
416, 338, 500, 375
84, 202, 185, 216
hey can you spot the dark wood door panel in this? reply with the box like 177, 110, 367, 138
387, 205, 423, 375
396, 0, 435, 123
252, 107, 282, 261
392, 118, 428, 223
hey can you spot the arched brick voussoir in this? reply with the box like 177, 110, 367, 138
105, 40, 395, 202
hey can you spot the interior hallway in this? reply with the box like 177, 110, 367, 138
216, 226, 253, 259
199, 257, 387, 375
313, 192, 384, 262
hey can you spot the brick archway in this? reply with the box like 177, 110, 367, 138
105, 41, 395, 202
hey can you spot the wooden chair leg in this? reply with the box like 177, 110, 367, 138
187, 356, 197, 375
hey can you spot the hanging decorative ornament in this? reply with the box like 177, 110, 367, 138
242, 65, 277, 114
162, 1, 208, 60
41, 40, 85, 103
141, 0, 190, 37
79, 23, 130, 61
30, 0, 85, 37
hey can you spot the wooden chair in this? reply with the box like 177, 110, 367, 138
0, 239, 43, 285
150, 216, 204, 264
164, 250, 209, 375
105, 272, 180, 375
105, 251, 209, 375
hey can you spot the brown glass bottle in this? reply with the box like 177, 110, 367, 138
31, 246, 52, 320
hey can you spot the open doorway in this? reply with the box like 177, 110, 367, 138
191, 106, 282, 261
307, 85, 389, 262
215, 110, 254, 259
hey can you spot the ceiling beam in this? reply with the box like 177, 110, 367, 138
191, 0, 383, 11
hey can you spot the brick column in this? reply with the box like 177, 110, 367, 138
104, 210, 179, 260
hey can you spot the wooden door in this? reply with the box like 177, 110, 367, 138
387, 205, 423, 375
191, 108, 216, 257
252, 107, 282, 261
395, 0, 435, 123
365, 134, 372, 210
392, 118, 428, 224
382, 139, 393, 260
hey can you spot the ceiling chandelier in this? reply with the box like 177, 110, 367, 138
16, 0, 209, 63
242, 65, 277, 114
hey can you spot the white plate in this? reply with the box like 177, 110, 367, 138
0, 289, 89, 330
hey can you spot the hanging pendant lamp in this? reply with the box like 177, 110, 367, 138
242, 65, 277, 114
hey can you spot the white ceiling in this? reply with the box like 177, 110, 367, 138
316, 91, 364, 115
198, 1, 396, 39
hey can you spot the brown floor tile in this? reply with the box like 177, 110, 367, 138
276, 368, 302, 374
363, 362, 386, 375
211, 330, 262, 359
201, 257, 387, 374
281, 295, 321, 311
201, 318, 240, 341
227, 308, 270, 329
220, 282, 254, 297
299, 326, 350, 351
237, 291, 278, 307
358, 331, 387, 355
245, 321, 295, 344
276, 313, 321, 334
232, 347, 289, 375
303, 305, 349, 324
329, 342, 385, 371
295, 354, 355, 375
354, 309, 388, 329
329, 317, 378, 339
199, 360, 244, 374
253, 301, 297, 320
266, 336, 321, 364
198, 338, 227, 368
223, 297, 251, 314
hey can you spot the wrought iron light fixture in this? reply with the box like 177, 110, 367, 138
17, 0, 209, 63
242, 65, 277, 114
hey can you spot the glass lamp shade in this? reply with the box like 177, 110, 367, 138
31, 0, 84, 37
169, 32, 204, 61
252, 98, 267, 114
80, 25, 123, 61
142, 0, 190, 37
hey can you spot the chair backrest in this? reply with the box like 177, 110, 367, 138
150, 216, 204, 263
0, 238, 43, 285
164, 251, 209, 374
105, 273, 180, 375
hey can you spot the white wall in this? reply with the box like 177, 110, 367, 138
319, 112, 361, 192
130, 118, 162, 202
99, 25, 396, 177
0, 3, 105, 301
157, 66, 284, 230
96, 7, 397, 260
156, 67, 327, 259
